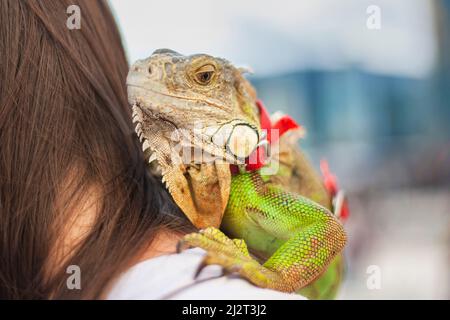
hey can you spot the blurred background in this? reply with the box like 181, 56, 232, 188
109, 0, 450, 299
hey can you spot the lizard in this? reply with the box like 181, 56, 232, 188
126, 49, 347, 298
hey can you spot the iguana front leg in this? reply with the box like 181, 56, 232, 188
178, 171, 347, 292
177, 227, 288, 290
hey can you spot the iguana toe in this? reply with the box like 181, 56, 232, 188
177, 228, 290, 291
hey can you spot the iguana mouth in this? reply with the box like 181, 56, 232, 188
133, 101, 178, 131
132, 101, 260, 164
127, 84, 230, 112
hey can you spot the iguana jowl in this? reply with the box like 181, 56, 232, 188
127, 49, 347, 298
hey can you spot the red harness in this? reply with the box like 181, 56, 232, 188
245, 100, 301, 171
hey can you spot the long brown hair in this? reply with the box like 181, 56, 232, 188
0, 0, 191, 299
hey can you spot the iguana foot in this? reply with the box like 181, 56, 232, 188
177, 227, 294, 291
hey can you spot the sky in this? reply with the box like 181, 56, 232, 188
109, 0, 437, 78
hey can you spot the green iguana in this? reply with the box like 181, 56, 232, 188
126, 49, 347, 299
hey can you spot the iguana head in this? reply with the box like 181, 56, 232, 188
127, 49, 262, 162
126, 49, 263, 228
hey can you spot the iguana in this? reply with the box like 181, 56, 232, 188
126, 49, 347, 299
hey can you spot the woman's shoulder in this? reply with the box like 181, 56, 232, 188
107, 248, 306, 300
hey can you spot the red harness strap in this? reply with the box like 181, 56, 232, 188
320, 160, 350, 222
245, 100, 300, 171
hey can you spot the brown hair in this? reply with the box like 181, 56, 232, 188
0, 0, 191, 299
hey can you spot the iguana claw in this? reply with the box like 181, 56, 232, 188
178, 227, 292, 291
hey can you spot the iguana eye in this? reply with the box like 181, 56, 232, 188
194, 64, 215, 85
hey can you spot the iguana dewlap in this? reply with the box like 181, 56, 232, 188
127, 49, 347, 298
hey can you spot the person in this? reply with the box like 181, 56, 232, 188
0, 0, 303, 300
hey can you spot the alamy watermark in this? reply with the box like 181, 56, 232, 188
366, 265, 382, 290
66, 265, 81, 290
163, 123, 281, 176
66, 5, 81, 30
366, 5, 381, 30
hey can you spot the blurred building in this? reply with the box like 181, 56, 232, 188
249, 0, 450, 190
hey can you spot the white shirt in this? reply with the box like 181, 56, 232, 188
107, 248, 306, 300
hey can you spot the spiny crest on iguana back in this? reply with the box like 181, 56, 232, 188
127, 49, 264, 228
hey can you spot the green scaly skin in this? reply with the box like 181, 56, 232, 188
179, 170, 347, 297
